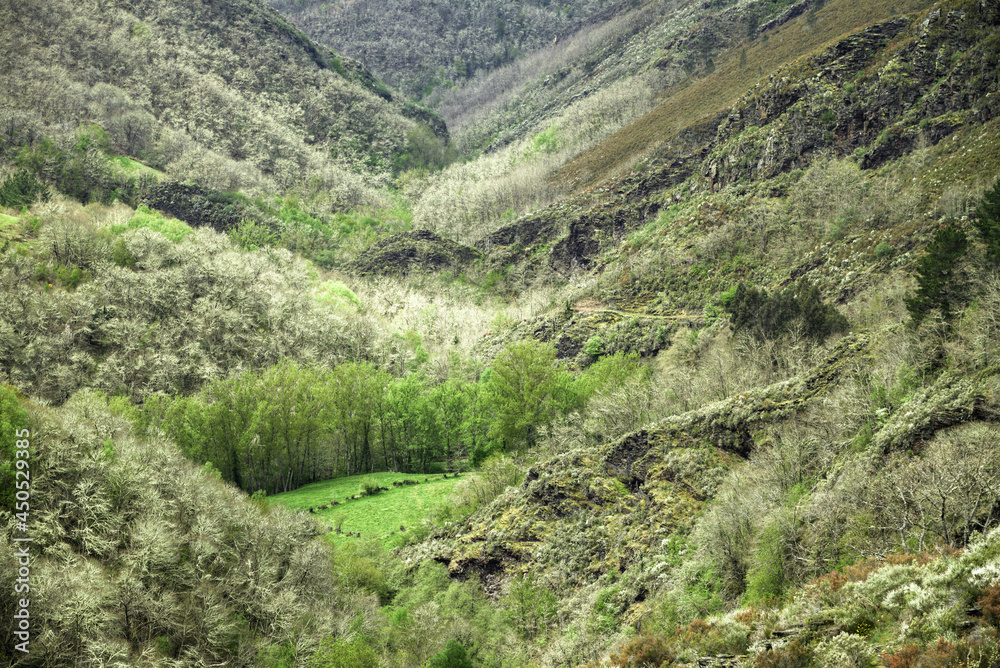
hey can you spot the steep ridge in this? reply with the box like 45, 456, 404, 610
476, 0, 999, 294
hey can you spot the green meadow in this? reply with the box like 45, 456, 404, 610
0, 212, 18, 235
268, 471, 465, 546
111, 155, 163, 178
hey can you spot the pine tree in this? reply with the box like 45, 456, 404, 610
905, 224, 969, 328
0, 169, 49, 207
973, 179, 1000, 266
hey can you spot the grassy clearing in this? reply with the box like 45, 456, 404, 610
268, 471, 464, 546
111, 155, 163, 179
555, 0, 937, 191
0, 212, 18, 233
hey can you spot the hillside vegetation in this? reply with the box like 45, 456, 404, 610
266, 0, 619, 100
2, 0, 1000, 665
0, 0, 443, 206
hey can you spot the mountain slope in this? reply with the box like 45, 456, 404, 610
0, 0, 441, 203
266, 0, 623, 100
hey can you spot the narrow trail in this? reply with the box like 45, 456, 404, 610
571, 299, 705, 322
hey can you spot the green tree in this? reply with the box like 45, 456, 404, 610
425, 639, 474, 668
905, 224, 969, 328
328, 362, 391, 476
486, 340, 565, 451
430, 378, 469, 472
381, 373, 439, 472
973, 179, 1000, 266
308, 637, 379, 668
0, 169, 48, 207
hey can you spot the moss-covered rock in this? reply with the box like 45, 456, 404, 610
351, 229, 481, 276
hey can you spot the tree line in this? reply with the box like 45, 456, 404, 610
138, 344, 648, 494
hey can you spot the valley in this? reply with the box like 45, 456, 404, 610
1, 0, 1000, 666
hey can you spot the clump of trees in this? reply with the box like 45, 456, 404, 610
905, 181, 1000, 330
0, 206, 386, 403
139, 341, 650, 495
724, 279, 848, 341
0, 388, 352, 665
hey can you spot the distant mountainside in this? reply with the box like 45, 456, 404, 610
265, 0, 623, 100
0, 0, 442, 204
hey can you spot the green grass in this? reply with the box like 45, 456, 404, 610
109, 205, 194, 242
110, 155, 162, 179
0, 213, 18, 233
268, 472, 464, 546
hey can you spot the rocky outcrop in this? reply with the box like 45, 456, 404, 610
351, 229, 481, 275
704, 6, 1000, 188
140, 182, 262, 233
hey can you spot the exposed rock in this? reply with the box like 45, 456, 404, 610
351, 229, 481, 275
140, 182, 263, 233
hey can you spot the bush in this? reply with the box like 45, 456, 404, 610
110, 205, 193, 243
980, 583, 1000, 628
875, 241, 893, 259
360, 479, 382, 497
230, 218, 279, 250
608, 634, 675, 667
584, 335, 606, 358
755, 639, 812, 668
725, 279, 848, 341
813, 632, 877, 668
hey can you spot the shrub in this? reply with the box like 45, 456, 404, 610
360, 479, 381, 497
755, 639, 812, 668
110, 205, 193, 243
875, 241, 893, 259
980, 583, 1000, 628
584, 335, 606, 358
813, 632, 877, 668
230, 218, 279, 250
881, 643, 921, 668
315, 281, 362, 311
608, 634, 675, 667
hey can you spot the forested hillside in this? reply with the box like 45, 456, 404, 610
2, 0, 1000, 665
0, 0, 443, 205
266, 0, 620, 100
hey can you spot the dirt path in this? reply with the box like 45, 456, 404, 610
571, 299, 705, 321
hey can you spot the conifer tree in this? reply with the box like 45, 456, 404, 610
973, 179, 1000, 267
905, 224, 969, 328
